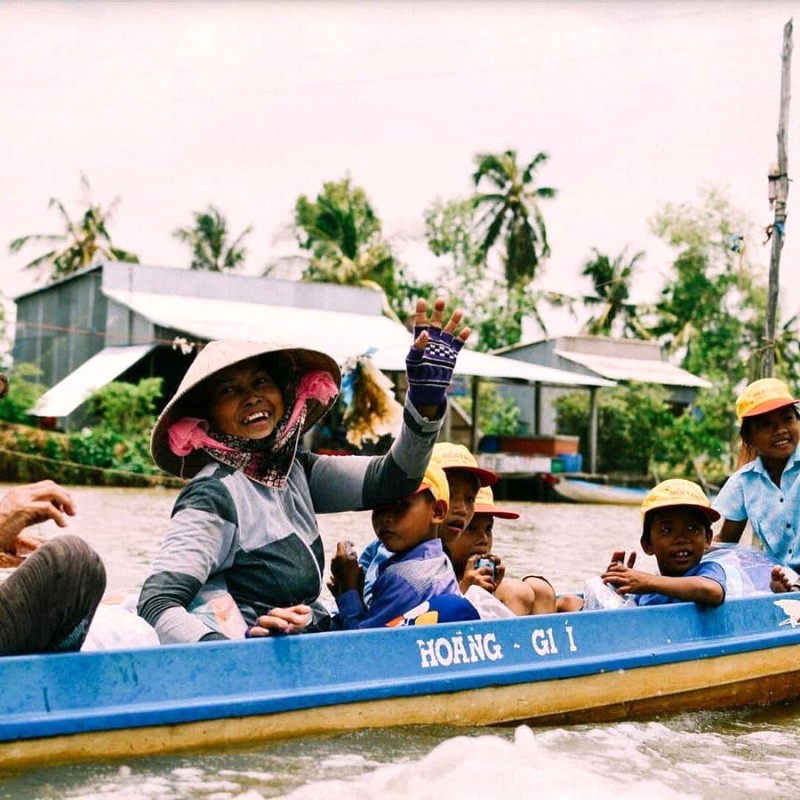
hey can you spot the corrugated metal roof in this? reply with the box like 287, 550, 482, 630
369, 345, 614, 387
32, 344, 155, 417
103, 288, 412, 366
554, 349, 712, 388
105, 288, 613, 388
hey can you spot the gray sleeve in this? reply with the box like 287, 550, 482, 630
137, 478, 238, 644
307, 397, 444, 512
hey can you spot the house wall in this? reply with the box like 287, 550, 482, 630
13, 270, 106, 387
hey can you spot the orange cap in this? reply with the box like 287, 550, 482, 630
736, 378, 797, 423
430, 442, 498, 487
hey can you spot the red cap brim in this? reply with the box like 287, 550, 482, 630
741, 398, 798, 418
473, 503, 519, 519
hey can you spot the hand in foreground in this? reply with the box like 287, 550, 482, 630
601, 551, 650, 596
246, 605, 313, 637
463, 554, 504, 593
328, 540, 363, 597
0, 481, 76, 552
405, 297, 470, 416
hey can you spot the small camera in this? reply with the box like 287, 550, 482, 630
475, 557, 495, 579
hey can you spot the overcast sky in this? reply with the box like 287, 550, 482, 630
1, 1, 797, 340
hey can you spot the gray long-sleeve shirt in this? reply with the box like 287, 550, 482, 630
138, 400, 443, 643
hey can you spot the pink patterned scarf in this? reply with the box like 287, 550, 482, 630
168, 370, 339, 488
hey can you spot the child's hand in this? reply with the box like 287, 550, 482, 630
329, 540, 362, 596
601, 562, 652, 596
464, 554, 500, 593
607, 550, 636, 571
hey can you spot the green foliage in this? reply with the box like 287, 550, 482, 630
424, 197, 570, 351
0, 363, 47, 424
65, 377, 165, 473
9, 175, 139, 282
581, 248, 649, 338
555, 385, 675, 475
293, 177, 420, 320
173, 205, 252, 271
85, 377, 163, 436
648, 187, 766, 385
472, 150, 556, 289
656, 386, 738, 482
460, 384, 524, 436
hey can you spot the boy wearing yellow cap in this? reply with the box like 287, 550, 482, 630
602, 479, 725, 607
558, 479, 726, 611
713, 378, 800, 571
328, 464, 478, 628
358, 441, 497, 606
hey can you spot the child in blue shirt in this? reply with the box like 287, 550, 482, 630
329, 464, 477, 628
559, 479, 726, 611
712, 378, 800, 571
604, 479, 726, 607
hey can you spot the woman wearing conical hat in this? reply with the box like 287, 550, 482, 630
138, 299, 469, 643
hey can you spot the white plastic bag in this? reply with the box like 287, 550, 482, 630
582, 575, 635, 610
463, 585, 517, 619
82, 600, 160, 651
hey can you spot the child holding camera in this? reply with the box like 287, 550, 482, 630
449, 486, 557, 616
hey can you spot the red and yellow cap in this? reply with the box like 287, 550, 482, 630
473, 486, 519, 519
736, 378, 798, 423
430, 442, 498, 487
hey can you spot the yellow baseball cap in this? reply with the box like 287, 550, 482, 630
640, 479, 720, 523
736, 378, 798, 423
430, 442, 498, 487
473, 486, 519, 519
412, 463, 450, 507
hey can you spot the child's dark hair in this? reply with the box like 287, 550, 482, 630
641, 506, 713, 545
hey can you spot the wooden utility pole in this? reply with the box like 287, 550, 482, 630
763, 19, 793, 377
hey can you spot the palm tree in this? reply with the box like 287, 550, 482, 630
9, 176, 139, 282
581, 248, 648, 338
293, 178, 407, 320
172, 205, 252, 271
472, 150, 556, 288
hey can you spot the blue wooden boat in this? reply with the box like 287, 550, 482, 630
3, 593, 800, 771
549, 475, 650, 505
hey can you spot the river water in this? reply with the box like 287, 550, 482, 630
2, 484, 800, 800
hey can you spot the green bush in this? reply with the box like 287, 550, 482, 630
556, 385, 676, 475
0, 363, 47, 424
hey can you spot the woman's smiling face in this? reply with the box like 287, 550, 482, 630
207, 357, 285, 439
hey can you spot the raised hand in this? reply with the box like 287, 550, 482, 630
406, 297, 470, 415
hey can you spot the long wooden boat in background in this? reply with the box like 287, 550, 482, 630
3, 593, 800, 772
547, 475, 650, 505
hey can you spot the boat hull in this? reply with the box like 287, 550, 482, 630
550, 476, 649, 505
2, 594, 800, 770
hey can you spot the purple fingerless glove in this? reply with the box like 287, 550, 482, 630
406, 325, 465, 408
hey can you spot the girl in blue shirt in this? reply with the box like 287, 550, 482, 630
713, 378, 800, 570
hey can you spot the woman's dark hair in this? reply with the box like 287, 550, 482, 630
181, 353, 297, 420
